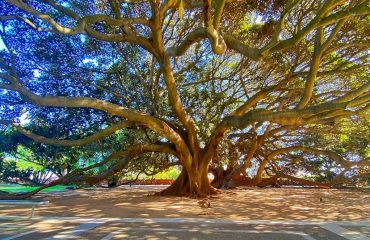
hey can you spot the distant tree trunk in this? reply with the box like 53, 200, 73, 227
107, 176, 119, 188
209, 167, 227, 188
210, 167, 252, 188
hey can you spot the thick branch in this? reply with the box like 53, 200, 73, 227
0, 73, 191, 162
0, 120, 134, 147
267, 146, 365, 169
0, 143, 178, 199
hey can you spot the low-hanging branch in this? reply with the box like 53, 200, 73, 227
0, 120, 134, 146
0, 143, 179, 200
0, 72, 192, 159
266, 145, 367, 169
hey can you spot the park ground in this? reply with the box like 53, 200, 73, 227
0, 186, 369, 239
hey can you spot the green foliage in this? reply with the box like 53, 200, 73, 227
9, 145, 44, 171
0, 159, 32, 184
153, 167, 179, 179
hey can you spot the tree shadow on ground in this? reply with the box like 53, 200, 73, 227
0, 186, 368, 221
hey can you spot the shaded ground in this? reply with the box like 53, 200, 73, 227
0, 186, 369, 239
0, 186, 368, 221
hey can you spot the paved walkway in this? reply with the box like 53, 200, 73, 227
0, 216, 369, 240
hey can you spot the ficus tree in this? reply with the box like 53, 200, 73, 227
0, 0, 369, 198
211, 117, 369, 189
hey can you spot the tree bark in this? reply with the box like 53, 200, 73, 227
211, 169, 338, 189
157, 160, 218, 197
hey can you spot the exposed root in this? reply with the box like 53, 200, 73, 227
211, 171, 338, 189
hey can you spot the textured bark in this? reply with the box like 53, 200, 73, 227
158, 161, 218, 197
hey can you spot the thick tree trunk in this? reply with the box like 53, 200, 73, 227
158, 163, 218, 197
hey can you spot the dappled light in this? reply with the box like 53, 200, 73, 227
0, 187, 368, 221
0, 186, 369, 239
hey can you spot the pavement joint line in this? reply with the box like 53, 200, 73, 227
0, 215, 369, 227
42, 220, 107, 240
99, 227, 317, 240
320, 223, 370, 240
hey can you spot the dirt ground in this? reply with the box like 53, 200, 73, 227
1, 186, 369, 221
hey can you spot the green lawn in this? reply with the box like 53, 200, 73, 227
0, 184, 73, 193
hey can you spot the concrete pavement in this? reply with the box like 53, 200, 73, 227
0, 216, 369, 240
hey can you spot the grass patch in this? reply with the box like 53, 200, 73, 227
0, 184, 73, 193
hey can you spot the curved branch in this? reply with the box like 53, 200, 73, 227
4, 0, 155, 55
267, 146, 365, 168
0, 143, 179, 200
0, 15, 41, 31
5, 0, 83, 34
0, 120, 134, 147
223, 93, 369, 129
0, 73, 191, 162
333, 82, 370, 104
165, 28, 207, 57
164, 29, 261, 60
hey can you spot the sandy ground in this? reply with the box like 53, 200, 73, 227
0, 186, 369, 221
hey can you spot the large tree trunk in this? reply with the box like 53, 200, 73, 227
158, 161, 218, 197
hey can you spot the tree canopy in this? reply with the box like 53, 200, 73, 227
0, 0, 369, 198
